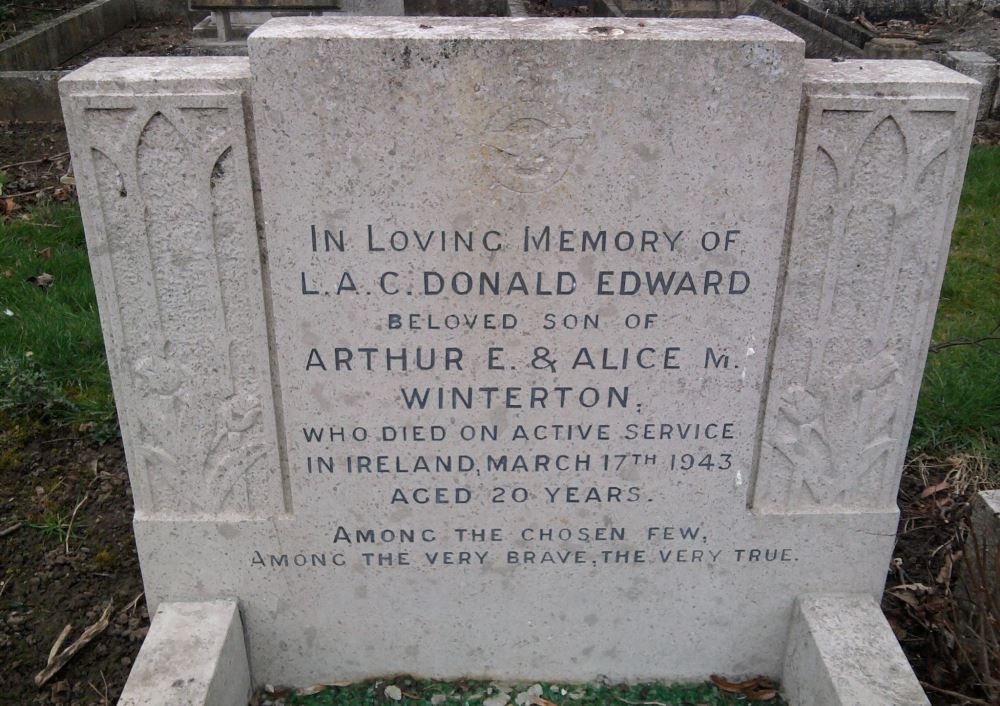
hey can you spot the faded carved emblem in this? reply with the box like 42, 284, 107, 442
482, 104, 587, 193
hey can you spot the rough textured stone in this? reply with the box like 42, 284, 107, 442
61, 18, 978, 690
941, 50, 999, 121
118, 601, 251, 706
783, 594, 930, 706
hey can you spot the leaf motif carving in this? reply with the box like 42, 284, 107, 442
131, 342, 264, 514
771, 351, 899, 505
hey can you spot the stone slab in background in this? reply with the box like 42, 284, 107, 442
118, 600, 251, 706
0, 71, 66, 121
960, 490, 1000, 601
941, 50, 999, 121
783, 594, 931, 706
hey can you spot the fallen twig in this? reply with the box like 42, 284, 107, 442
929, 322, 1000, 353
0, 522, 22, 537
0, 151, 70, 173
47, 624, 72, 665
919, 681, 992, 706
64, 493, 89, 554
35, 600, 112, 687
121, 591, 144, 616
615, 698, 670, 706
855, 13, 878, 32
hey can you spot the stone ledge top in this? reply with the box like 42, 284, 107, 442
805, 58, 981, 88
248, 15, 803, 45
60, 56, 250, 90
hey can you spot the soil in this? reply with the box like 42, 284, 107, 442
888, 10, 1000, 58
0, 421, 146, 706
0, 0, 96, 43
522, 0, 595, 17
59, 19, 194, 70
0, 122, 71, 206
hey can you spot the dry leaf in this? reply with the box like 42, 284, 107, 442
935, 551, 961, 585
52, 188, 68, 202
530, 697, 560, 706
26, 273, 54, 288
37, 247, 52, 259
1, 197, 17, 216
295, 684, 329, 696
920, 480, 950, 498
746, 689, 778, 701
709, 674, 761, 693
888, 589, 921, 608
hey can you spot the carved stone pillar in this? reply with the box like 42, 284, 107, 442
61, 58, 286, 518
753, 60, 979, 513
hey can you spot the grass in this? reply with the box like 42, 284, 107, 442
280, 678, 782, 706
910, 146, 1000, 466
0, 203, 117, 441
0, 148, 997, 459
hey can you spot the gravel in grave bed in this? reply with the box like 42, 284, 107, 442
257, 676, 785, 706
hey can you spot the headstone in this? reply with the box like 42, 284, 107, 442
60, 18, 979, 687
941, 50, 999, 121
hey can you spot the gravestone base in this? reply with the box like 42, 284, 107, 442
783, 594, 930, 706
114, 591, 931, 706
118, 600, 252, 706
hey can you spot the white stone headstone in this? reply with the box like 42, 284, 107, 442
60, 17, 979, 687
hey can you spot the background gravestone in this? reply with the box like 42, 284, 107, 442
60, 17, 979, 686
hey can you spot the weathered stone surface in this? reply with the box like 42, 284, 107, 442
783, 594, 930, 706
753, 59, 979, 513
60, 58, 286, 518
941, 50, 999, 121
118, 601, 251, 706
61, 18, 978, 690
